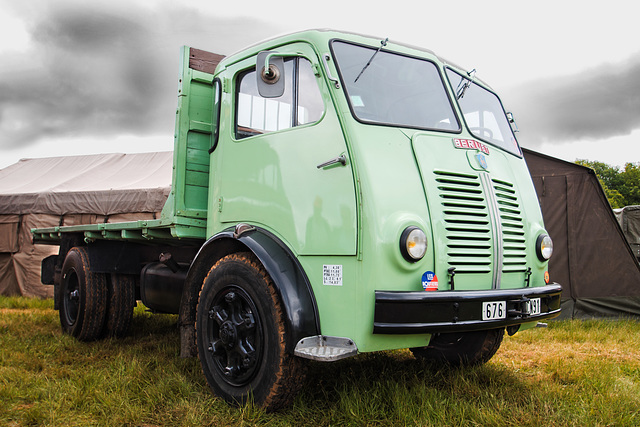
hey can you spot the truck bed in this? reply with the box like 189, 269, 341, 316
32, 216, 206, 245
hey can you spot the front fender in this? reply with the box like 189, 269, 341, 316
178, 225, 320, 357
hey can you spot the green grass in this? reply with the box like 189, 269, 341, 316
1, 296, 640, 426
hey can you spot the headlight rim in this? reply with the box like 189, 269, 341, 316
400, 226, 427, 263
536, 233, 553, 261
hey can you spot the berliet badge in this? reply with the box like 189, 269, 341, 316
476, 152, 488, 170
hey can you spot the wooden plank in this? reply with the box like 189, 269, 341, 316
189, 48, 225, 75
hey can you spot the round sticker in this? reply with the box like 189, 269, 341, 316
422, 271, 439, 291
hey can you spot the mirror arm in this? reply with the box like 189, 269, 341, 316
264, 52, 303, 74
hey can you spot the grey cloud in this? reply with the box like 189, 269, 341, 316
506, 53, 640, 146
0, 1, 280, 149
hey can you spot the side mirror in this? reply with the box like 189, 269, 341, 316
257, 51, 285, 98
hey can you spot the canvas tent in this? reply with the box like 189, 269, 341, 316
523, 148, 640, 319
614, 205, 640, 262
0, 152, 172, 298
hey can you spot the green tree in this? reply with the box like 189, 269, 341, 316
575, 160, 640, 208
619, 162, 640, 206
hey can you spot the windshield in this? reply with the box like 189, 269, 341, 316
332, 41, 459, 132
446, 68, 521, 156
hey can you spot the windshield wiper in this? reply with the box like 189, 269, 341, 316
354, 37, 388, 83
456, 68, 476, 99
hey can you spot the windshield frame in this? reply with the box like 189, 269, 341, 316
329, 39, 462, 134
445, 67, 522, 157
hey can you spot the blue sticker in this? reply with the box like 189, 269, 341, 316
421, 271, 439, 291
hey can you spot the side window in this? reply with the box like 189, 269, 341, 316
236, 58, 324, 139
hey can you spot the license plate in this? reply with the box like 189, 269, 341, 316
482, 301, 506, 320
527, 298, 541, 315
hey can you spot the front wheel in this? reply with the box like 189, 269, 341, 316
196, 253, 305, 411
411, 328, 504, 367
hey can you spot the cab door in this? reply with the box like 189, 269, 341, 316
212, 42, 357, 255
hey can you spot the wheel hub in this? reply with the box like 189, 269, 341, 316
204, 286, 264, 386
219, 321, 237, 347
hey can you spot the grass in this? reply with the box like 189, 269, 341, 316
1, 296, 640, 426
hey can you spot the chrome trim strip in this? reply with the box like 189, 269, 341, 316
479, 172, 503, 289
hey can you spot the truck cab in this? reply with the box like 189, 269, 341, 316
34, 29, 561, 411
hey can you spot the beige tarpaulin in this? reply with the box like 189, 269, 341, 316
0, 152, 172, 297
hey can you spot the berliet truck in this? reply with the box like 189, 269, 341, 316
33, 29, 561, 410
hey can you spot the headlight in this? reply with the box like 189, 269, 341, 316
400, 226, 427, 262
536, 234, 553, 261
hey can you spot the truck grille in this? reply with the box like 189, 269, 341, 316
493, 178, 527, 273
435, 171, 527, 277
436, 171, 492, 274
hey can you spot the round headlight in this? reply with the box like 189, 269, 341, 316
536, 234, 553, 261
400, 226, 427, 262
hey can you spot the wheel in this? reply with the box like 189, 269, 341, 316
103, 274, 136, 338
196, 253, 305, 411
411, 328, 504, 367
59, 247, 107, 341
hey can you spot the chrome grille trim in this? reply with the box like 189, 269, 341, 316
479, 172, 503, 289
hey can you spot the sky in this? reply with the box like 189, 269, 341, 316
1, 0, 639, 170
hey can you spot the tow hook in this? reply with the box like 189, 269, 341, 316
507, 297, 531, 318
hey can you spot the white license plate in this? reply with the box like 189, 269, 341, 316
482, 301, 506, 320
527, 298, 541, 315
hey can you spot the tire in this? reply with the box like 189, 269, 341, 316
196, 253, 305, 411
411, 328, 505, 367
103, 274, 136, 338
59, 247, 107, 341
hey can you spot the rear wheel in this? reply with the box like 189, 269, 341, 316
411, 328, 505, 367
196, 253, 305, 411
103, 274, 136, 338
59, 247, 107, 341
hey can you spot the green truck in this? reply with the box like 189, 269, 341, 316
33, 29, 561, 410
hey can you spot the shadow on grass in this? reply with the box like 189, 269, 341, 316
118, 309, 535, 417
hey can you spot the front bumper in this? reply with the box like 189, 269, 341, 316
373, 283, 562, 334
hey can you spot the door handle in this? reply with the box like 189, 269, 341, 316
317, 154, 347, 169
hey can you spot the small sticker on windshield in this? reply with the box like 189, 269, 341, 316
350, 95, 365, 107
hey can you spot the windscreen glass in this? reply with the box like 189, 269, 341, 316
332, 41, 459, 132
446, 68, 521, 156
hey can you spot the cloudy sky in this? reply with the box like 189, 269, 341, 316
1, 0, 639, 169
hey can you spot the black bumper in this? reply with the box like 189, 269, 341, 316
373, 283, 562, 334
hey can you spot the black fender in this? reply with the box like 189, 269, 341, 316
178, 225, 320, 357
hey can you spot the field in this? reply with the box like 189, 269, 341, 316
1, 296, 640, 426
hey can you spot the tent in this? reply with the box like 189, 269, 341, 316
614, 205, 640, 262
0, 152, 172, 298
523, 148, 640, 319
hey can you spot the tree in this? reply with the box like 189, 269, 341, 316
619, 163, 640, 206
575, 160, 640, 208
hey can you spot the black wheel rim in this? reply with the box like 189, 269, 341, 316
205, 285, 263, 386
62, 270, 80, 326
